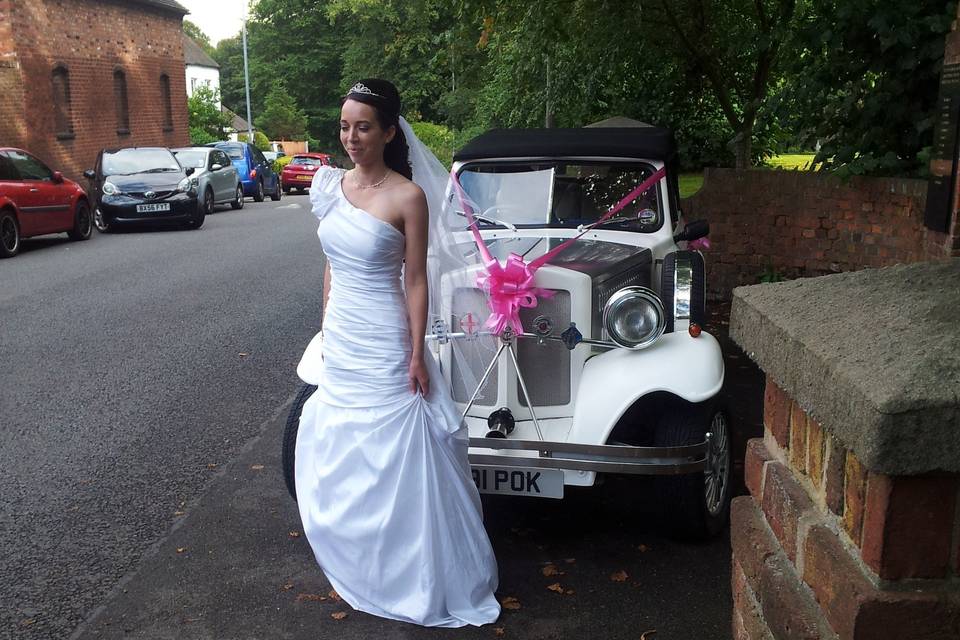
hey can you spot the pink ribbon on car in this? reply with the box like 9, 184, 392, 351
450, 166, 667, 336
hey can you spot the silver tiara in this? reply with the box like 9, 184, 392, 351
348, 82, 382, 98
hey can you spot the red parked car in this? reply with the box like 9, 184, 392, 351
0, 148, 92, 258
281, 153, 337, 193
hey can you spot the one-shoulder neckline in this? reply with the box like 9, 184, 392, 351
337, 175, 405, 238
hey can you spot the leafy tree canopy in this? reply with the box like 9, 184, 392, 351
256, 83, 309, 140
183, 20, 216, 57
188, 85, 231, 144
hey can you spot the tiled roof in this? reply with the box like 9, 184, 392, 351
130, 0, 189, 15
183, 35, 219, 68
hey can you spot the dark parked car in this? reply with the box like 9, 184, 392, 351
84, 147, 203, 232
206, 141, 281, 203
0, 147, 93, 258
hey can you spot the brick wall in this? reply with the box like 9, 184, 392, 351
0, 0, 189, 184
733, 380, 960, 639
682, 169, 960, 300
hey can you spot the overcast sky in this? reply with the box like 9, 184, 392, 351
178, 0, 249, 45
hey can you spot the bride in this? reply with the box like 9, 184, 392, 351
293, 78, 501, 627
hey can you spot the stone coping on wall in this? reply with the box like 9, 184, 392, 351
730, 259, 960, 475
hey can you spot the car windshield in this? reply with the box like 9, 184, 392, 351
217, 144, 245, 159
102, 149, 180, 175
291, 156, 323, 167
457, 161, 663, 231
173, 150, 207, 169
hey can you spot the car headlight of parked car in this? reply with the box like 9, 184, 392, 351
602, 286, 666, 349
102, 181, 121, 196
177, 177, 197, 194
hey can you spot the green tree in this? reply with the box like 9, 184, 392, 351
239, 130, 272, 152
188, 85, 230, 144
256, 83, 309, 140
775, 0, 956, 176
212, 35, 246, 115
183, 19, 216, 57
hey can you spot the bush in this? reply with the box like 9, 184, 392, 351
189, 126, 219, 146
239, 130, 271, 152
273, 155, 293, 175
410, 121, 455, 169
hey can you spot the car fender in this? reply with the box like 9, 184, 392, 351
0, 194, 19, 216
568, 330, 724, 445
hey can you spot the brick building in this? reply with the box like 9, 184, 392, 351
0, 0, 190, 183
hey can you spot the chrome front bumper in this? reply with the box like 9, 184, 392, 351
467, 435, 711, 476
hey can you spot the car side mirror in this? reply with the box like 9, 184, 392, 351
211, 163, 222, 171
184, 167, 195, 176
673, 219, 709, 243
83, 169, 95, 180
52, 171, 64, 183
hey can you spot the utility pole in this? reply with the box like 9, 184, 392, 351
242, 19, 254, 142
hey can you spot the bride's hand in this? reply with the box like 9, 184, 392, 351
409, 355, 430, 397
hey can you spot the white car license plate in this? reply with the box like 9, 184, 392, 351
136, 203, 171, 213
471, 465, 563, 498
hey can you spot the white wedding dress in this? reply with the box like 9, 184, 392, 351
294, 166, 500, 627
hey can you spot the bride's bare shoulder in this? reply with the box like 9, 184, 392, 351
393, 175, 427, 214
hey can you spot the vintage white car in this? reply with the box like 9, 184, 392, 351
283, 126, 729, 539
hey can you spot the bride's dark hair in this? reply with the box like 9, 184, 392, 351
342, 79, 412, 180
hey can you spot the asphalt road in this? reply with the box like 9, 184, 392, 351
1, 195, 758, 639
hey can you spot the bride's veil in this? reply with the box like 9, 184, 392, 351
400, 116, 495, 403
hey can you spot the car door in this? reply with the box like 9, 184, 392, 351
0, 151, 35, 234
212, 150, 233, 201
251, 146, 275, 190
5, 150, 71, 235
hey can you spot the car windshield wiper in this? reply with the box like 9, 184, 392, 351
138, 168, 179, 173
454, 210, 517, 231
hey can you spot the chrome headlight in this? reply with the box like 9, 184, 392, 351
177, 177, 193, 193
602, 286, 665, 349
102, 181, 120, 196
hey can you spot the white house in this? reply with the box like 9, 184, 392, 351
183, 34, 220, 106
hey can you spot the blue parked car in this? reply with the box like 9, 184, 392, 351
206, 141, 281, 202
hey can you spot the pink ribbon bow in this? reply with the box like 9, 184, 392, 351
475, 253, 555, 336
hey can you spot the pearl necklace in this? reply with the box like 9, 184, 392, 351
351, 169, 391, 189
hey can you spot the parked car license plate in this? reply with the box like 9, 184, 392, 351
136, 203, 171, 213
296, 174, 312, 180
471, 465, 563, 498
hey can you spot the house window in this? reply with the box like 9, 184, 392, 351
51, 65, 74, 139
114, 69, 130, 135
160, 73, 173, 131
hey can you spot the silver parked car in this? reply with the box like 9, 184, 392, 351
172, 147, 244, 215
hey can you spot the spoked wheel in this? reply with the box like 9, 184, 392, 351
230, 184, 244, 210
68, 200, 93, 241
93, 207, 112, 233
203, 188, 215, 215
282, 382, 317, 502
0, 210, 20, 258
653, 397, 731, 540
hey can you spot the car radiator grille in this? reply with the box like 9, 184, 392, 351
450, 287, 571, 407
129, 190, 175, 200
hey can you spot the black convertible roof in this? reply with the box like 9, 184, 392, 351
454, 126, 677, 162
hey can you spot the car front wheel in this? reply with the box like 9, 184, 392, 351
203, 188, 215, 215
0, 210, 20, 258
653, 398, 731, 540
253, 179, 265, 202
68, 200, 93, 241
93, 207, 112, 233
230, 184, 244, 210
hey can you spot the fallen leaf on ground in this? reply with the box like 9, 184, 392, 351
21, 619, 35, 626
176, 547, 187, 554
295, 593, 327, 602
640, 630, 657, 639
288, 531, 301, 538
328, 589, 342, 602
546, 583, 564, 593
239, 352, 249, 357
173, 510, 185, 516
565, 589, 575, 595
564, 558, 576, 564
331, 611, 348, 620
251, 464, 265, 471
494, 627, 505, 637
638, 544, 650, 552
280, 582, 294, 591
542, 563, 560, 577
610, 569, 629, 582
206, 463, 217, 470
501, 596, 521, 610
